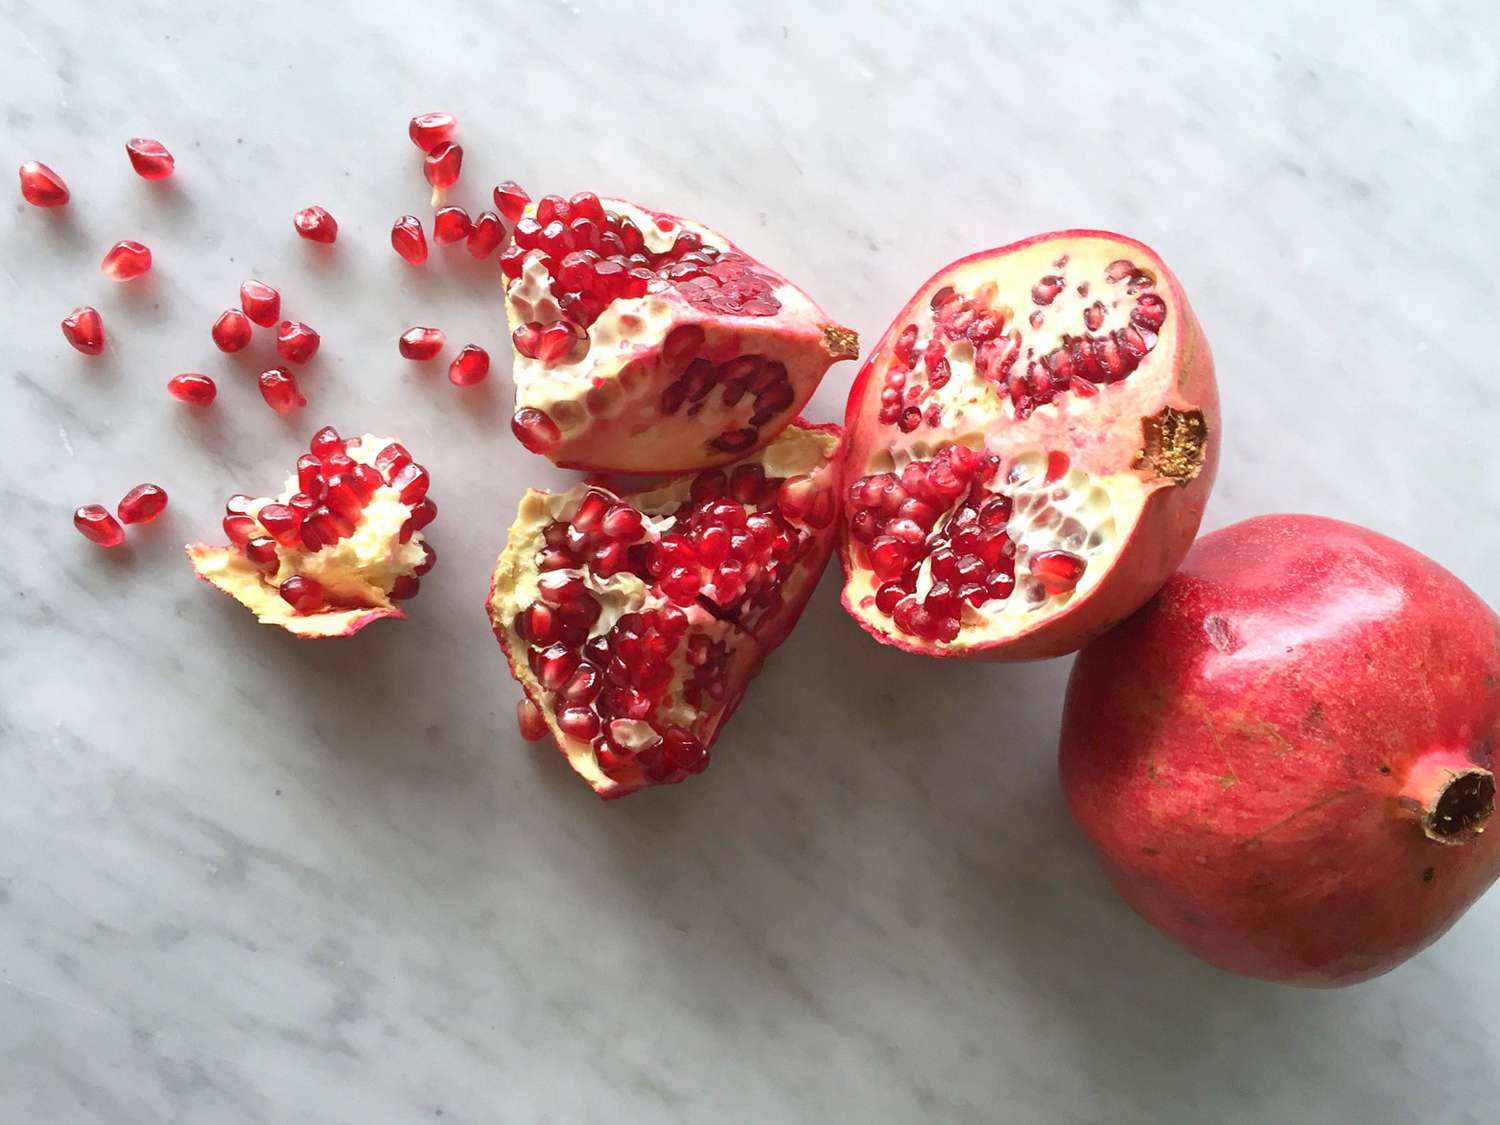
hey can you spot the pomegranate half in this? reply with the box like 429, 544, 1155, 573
488, 419, 841, 799
187, 427, 436, 638
502, 191, 858, 473
1060, 515, 1500, 986
839, 231, 1218, 659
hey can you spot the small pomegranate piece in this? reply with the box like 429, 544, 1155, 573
391, 215, 428, 265
293, 206, 338, 243
19, 161, 69, 207
423, 142, 462, 203
240, 280, 281, 327
117, 483, 168, 525
75, 505, 125, 547
493, 180, 530, 223
125, 138, 174, 180
839, 231, 1219, 660
467, 210, 505, 259
258, 367, 305, 415
276, 320, 320, 364
100, 240, 152, 281
399, 327, 445, 360
503, 192, 857, 472
432, 206, 472, 244
211, 309, 253, 352
408, 112, 457, 152
448, 345, 490, 387
167, 373, 217, 405
1062, 515, 1500, 986
61, 307, 105, 355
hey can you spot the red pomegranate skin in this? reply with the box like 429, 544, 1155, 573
1059, 514, 1500, 986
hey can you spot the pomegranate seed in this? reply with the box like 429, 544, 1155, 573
601, 505, 644, 540
211, 309, 253, 352
391, 462, 430, 503
391, 215, 428, 265
399, 326, 445, 360
499, 244, 526, 279
279, 575, 325, 614
19, 161, 69, 207
408, 497, 438, 531
408, 112, 457, 152
223, 514, 256, 547
375, 442, 412, 480
448, 344, 490, 386
258, 367, 305, 415
1045, 451, 1071, 484
74, 504, 124, 547
432, 205, 472, 244
390, 575, 421, 600
276, 321, 320, 364
511, 323, 541, 358
1030, 550, 1087, 596
296, 454, 324, 496
125, 138, 174, 180
310, 424, 343, 457
244, 537, 280, 570
255, 503, 300, 547
467, 211, 505, 259
494, 180, 530, 223
352, 463, 383, 500
60, 306, 105, 355
240, 280, 281, 326
511, 407, 561, 453
516, 698, 548, 742
557, 707, 601, 741
117, 483, 168, 525
100, 240, 152, 281
424, 142, 462, 197
293, 205, 338, 244
167, 373, 216, 405
535, 323, 575, 367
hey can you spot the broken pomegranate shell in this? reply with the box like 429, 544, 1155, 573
186, 426, 437, 638
501, 191, 858, 473
838, 231, 1219, 660
488, 419, 841, 798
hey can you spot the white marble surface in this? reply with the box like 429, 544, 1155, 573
4, 1, 1498, 1121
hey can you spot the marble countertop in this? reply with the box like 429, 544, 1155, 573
5, 2, 1498, 1122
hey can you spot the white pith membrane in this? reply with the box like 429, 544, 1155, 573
489, 422, 840, 798
503, 195, 856, 472
186, 431, 434, 639
843, 237, 1181, 650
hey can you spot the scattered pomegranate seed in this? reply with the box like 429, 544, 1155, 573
391, 215, 427, 265
399, 326, 445, 360
493, 180, 530, 224
167, 373, 217, 405
279, 575, 325, 614
408, 112, 457, 153
511, 407, 561, 453
448, 344, 490, 386
19, 161, 69, 207
125, 138, 174, 180
293, 206, 338, 244
276, 320, 320, 364
467, 211, 505, 259
74, 505, 124, 547
117, 483, 168, 525
517, 697, 548, 742
432, 206, 472, 244
240, 279, 281, 326
423, 142, 462, 202
211, 309, 253, 352
258, 367, 305, 415
61, 307, 105, 355
100, 240, 152, 281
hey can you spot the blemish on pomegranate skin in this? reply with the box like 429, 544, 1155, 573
1203, 614, 1238, 654
1422, 867, 1435, 883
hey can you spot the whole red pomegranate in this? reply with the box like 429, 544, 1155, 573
1060, 514, 1500, 986
839, 231, 1218, 660
502, 190, 858, 473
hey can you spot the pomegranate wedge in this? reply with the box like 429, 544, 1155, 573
489, 419, 841, 798
839, 230, 1219, 660
502, 191, 858, 473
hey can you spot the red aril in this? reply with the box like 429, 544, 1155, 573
240, 279, 281, 326
258, 367, 305, 415
61, 307, 105, 355
391, 215, 427, 265
838, 231, 1219, 660
448, 344, 489, 386
399, 327, 445, 360
117, 483, 168, 524
125, 138, 174, 180
168, 373, 217, 405
101, 240, 152, 281
187, 425, 438, 637
1060, 515, 1500, 986
212, 309, 253, 352
432, 206, 472, 244
276, 321, 320, 364
467, 210, 505, 259
501, 189, 858, 473
517, 698, 548, 742
408, 112, 456, 152
19, 161, 69, 206
424, 142, 462, 205
488, 419, 841, 798
75, 505, 125, 547
294, 206, 338, 243
494, 180, 530, 223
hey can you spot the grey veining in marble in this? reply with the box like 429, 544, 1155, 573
3, 1, 1499, 1122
